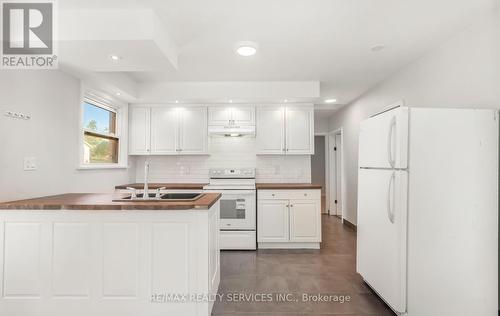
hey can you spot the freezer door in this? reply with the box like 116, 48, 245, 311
356, 168, 407, 313
359, 106, 408, 169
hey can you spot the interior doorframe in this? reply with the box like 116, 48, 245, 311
314, 133, 329, 214
328, 127, 346, 221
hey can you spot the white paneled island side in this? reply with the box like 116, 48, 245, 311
0, 193, 221, 316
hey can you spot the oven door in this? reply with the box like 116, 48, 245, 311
206, 190, 256, 230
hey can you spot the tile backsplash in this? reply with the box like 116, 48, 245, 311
134, 137, 311, 183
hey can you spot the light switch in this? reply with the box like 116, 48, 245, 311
24, 157, 37, 171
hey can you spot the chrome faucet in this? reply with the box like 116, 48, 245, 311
143, 160, 150, 199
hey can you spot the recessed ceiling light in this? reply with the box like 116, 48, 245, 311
325, 98, 337, 103
370, 45, 385, 52
115, 92, 121, 96
229, 99, 233, 103
284, 99, 288, 103
109, 54, 122, 61
175, 100, 179, 103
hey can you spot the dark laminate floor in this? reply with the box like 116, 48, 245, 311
212, 214, 395, 316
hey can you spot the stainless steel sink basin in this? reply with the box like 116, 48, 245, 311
114, 193, 203, 202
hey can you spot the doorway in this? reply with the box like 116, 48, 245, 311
328, 129, 344, 219
311, 135, 327, 213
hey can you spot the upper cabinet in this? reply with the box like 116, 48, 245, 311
129, 106, 208, 155
208, 106, 255, 126
178, 107, 209, 154
256, 105, 314, 155
129, 107, 151, 155
256, 106, 286, 154
150, 107, 178, 155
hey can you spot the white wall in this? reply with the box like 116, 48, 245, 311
314, 114, 330, 133
134, 137, 311, 183
0, 70, 135, 202
329, 10, 500, 224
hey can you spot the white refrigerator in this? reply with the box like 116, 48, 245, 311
357, 104, 498, 316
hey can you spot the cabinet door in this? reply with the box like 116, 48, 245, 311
257, 200, 289, 242
231, 106, 255, 126
289, 200, 321, 242
178, 107, 208, 154
150, 107, 178, 155
256, 106, 285, 155
285, 106, 314, 155
129, 107, 151, 155
208, 107, 231, 126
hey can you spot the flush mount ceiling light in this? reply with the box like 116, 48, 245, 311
235, 41, 258, 57
237, 46, 256, 56
324, 98, 337, 103
109, 54, 122, 61
370, 45, 385, 52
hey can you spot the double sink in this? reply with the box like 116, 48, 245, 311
114, 193, 203, 202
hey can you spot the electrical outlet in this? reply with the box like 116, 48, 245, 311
24, 157, 37, 171
274, 165, 280, 175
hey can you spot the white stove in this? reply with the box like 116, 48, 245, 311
204, 168, 256, 250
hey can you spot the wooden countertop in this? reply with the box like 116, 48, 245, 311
0, 193, 221, 211
256, 183, 323, 190
115, 183, 207, 190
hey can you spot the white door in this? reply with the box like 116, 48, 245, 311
178, 107, 208, 154
231, 107, 255, 126
335, 134, 342, 216
150, 107, 178, 155
256, 106, 285, 154
289, 200, 321, 242
358, 106, 408, 169
285, 106, 314, 155
129, 107, 150, 155
356, 168, 407, 313
208, 107, 231, 126
257, 200, 289, 242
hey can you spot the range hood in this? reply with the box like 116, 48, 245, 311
208, 125, 256, 137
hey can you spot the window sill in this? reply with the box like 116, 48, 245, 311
77, 164, 128, 170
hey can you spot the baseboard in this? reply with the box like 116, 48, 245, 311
258, 242, 320, 249
343, 219, 357, 231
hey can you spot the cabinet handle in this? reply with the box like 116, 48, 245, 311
272, 194, 275, 197
290, 204, 294, 207
304, 193, 307, 196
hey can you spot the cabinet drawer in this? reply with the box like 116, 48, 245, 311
220, 231, 256, 250
258, 189, 320, 200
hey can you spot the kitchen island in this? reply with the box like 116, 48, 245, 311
0, 193, 221, 316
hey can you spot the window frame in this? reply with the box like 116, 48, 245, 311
78, 91, 128, 169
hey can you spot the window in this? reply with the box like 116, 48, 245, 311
82, 98, 120, 165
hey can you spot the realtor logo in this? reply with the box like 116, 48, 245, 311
1, 1, 57, 69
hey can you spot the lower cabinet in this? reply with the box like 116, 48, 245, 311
258, 200, 289, 242
257, 189, 321, 249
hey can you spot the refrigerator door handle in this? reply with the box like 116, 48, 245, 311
387, 171, 396, 223
387, 116, 396, 168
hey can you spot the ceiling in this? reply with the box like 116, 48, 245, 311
58, 0, 495, 107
